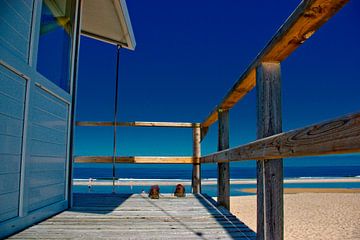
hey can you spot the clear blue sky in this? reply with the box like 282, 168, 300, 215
75, 0, 360, 167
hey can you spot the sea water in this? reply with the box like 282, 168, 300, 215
73, 164, 360, 196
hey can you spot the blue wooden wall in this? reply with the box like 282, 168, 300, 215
0, 65, 26, 222
0, 0, 75, 237
0, 0, 33, 61
28, 87, 69, 212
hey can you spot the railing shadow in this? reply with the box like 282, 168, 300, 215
194, 194, 256, 240
69, 192, 256, 239
70, 192, 132, 214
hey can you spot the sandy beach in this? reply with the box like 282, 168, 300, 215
229, 192, 360, 240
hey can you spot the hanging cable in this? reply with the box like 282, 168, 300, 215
112, 45, 121, 193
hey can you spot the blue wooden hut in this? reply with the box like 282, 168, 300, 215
0, 1, 135, 237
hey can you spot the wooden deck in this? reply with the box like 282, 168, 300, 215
9, 193, 256, 240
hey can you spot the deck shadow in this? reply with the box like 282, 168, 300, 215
70, 192, 132, 214
67, 192, 256, 239
194, 194, 256, 239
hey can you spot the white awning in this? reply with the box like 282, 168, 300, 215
81, 0, 136, 50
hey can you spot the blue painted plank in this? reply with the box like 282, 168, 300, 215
35, 87, 69, 108
0, 38, 27, 61
29, 170, 65, 189
0, 93, 25, 120
0, 18, 29, 60
23, 0, 33, 10
0, 0, 32, 60
4, 0, 32, 21
29, 156, 66, 172
0, 154, 21, 174
0, 66, 26, 101
31, 108, 68, 133
0, 65, 26, 84
0, 135, 22, 155
0, 209, 18, 223
34, 90, 68, 120
30, 139, 67, 157
0, 191, 18, 216
0, 173, 20, 194
0, 16, 29, 42
0, 114, 23, 137
0, 0, 31, 31
31, 124, 67, 145
28, 183, 65, 212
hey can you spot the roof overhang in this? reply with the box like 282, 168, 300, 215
81, 0, 136, 50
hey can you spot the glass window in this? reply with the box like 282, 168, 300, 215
36, 0, 75, 92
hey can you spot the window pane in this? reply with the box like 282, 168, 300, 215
37, 0, 74, 92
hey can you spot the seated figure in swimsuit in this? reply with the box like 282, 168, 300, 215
174, 184, 185, 197
148, 185, 160, 199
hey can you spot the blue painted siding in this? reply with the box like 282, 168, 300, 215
28, 86, 68, 212
0, 174, 20, 194
28, 183, 65, 212
28, 170, 65, 189
0, 0, 33, 61
0, 0, 77, 236
0, 65, 26, 223
0, 192, 19, 222
0, 154, 21, 174
29, 156, 66, 172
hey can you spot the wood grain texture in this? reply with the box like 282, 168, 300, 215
192, 127, 201, 194
217, 109, 230, 210
256, 160, 264, 240
256, 62, 283, 240
9, 193, 256, 240
201, 0, 349, 128
200, 126, 209, 142
201, 112, 360, 163
75, 156, 195, 164
76, 121, 197, 128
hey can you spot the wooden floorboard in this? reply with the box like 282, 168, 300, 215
8, 193, 256, 240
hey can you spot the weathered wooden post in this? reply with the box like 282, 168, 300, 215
217, 109, 230, 209
256, 62, 283, 240
192, 124, 201, 193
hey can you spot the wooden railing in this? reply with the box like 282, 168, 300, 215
201, 112, 360, 163
75, 1, 353, 239
75, 156, 195, 164
74, 121, 203, 193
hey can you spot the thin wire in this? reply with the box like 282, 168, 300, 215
112, 45, 121, 193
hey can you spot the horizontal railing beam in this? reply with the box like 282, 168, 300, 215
75, 156, 195, 164
76, 121, 198, 128
201, 112, 360, 163
201, 0, 349, 128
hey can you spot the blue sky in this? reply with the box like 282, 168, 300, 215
75, 0, 360, 167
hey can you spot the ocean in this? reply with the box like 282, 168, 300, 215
73, 164, 360, 196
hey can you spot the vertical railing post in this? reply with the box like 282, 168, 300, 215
256, 62, 283, 240
217, 109, 230, 209
192, 124, 201, 194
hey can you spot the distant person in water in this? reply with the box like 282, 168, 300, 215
174, 184, 186, 197
88, 178, 93, 192
148, 185, 160, 199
